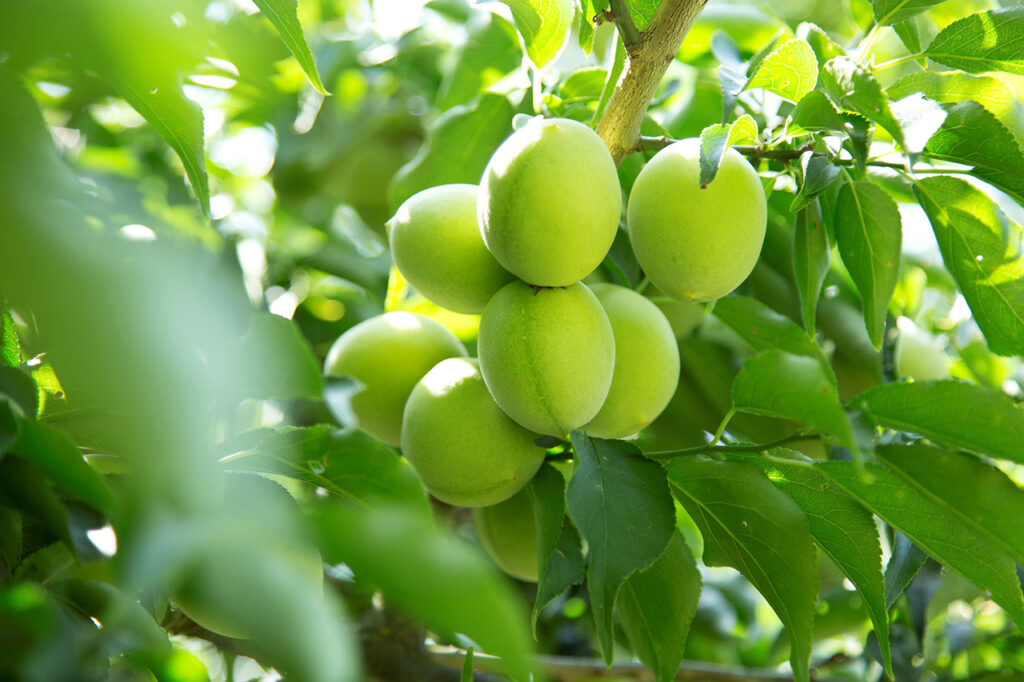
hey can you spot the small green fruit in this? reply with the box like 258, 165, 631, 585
479, 117, 621, 287
389, 184, 515, 314
894, 316, 951, 381
324, 312, 467, 446
587, 283, 680, 439
478, 281, 614, 436
402, 357, 545, 507
472, 487, 538, 582
627, 138, 767, 301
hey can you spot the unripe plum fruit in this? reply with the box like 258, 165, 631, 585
389, 184, 515, 314
479, 117, 621, 287
402, 357, 546, 507
627, 138, 766, 302
587, 283, 680, 439
894, 316, 951, 381
478, 280, 614, 436
472, 487, 538, 582
324, 312, 466, 446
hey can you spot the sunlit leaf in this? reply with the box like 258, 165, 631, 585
745, 39, 818, 103
698, 114, 757, 186
499, 0, 574, 68
252, 0, 329, 94
926, 8, 1024, 75
872, 0, 948, 26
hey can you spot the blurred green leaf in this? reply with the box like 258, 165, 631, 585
856, 380, 1024, 464
872, 0, 948, 26
792, 202, 831, 336
877, 443, 1024, 566
892, 17, 924, 54
745, 39, 818, 103
813, 459, 1024, 627
0, 508, 21, 576
528, 464, 584, 634
834, 180, 902, 349
565, 433, 674, 665
0, 397, 17, 456
0, 457, 69, 545
388, 93, 514, 213
315, 504, 534, 681
235, 313, 323, 400
617, 532, 701, 682
438, 12, 522, 110
667, 457, 817, 682
223, 425, 429, 513
728, 449, 892, 677
0, 311, 21, 367
499, 0, 573, 68
925, 8, 1024, 75
732, 350, 856, 455
0, 366, 37, 419
698, 114, 757, 186
58, 578, 171, 656
884, 531, 927, 609
252, 0, 329, 94
913, 176, 1024, 356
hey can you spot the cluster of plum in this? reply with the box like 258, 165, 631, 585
324, 117, 767, 581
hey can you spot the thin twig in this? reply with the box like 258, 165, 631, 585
645, 433, 824, 460
608, 0, 642, 52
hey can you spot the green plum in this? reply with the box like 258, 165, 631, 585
402, 357, 545, 507
478, 117, 621, 287
472, 487, 538, 582
324, 312, 467, 446
587, 283, 680, 439
477, 280, 614, 436
627, 138, 767, 302
894, 316, 951, 381
389, 184, 515, 314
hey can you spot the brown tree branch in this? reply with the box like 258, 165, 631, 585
596, 0, 709, 163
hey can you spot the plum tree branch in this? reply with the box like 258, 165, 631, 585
596, 0, 709, 163
607, 0, 642, 51
645, 433, 824, 460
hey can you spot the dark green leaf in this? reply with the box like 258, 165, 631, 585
499, 0, 574, 68
877, 443, 1024, 566
822, 57, 905, 150
745, 39, 818, 103
315, 504, 534, 681
528, 464, 584, 633
857, 380, 1024, 464
790, 154, 841, 212
719, 64, 749, 124
252, 0, 328, 94
0, 508, 21, 576
0, 401, 15, 455
667, 458, 817, 682
873, 0, 947, 26
698, 115, 757, 186
834, 180, 902, 349
9, 420, 116, 517
926, 8, 1024, 76
712, 296, 832, 379
438, 12, 522, 110
924, 101, 1024, 205
388, 94, 514, 212
0, 311, 21, 367
58, 579, 171, 655
796, 21, 845, 67
885, 531, 928, 609
0, 366, 37, 419
791, 91, 847, 133
222, 425, 429, 513
792, 202, 831, 336
727, 449, 892, 677
814, 460, 1024, 627
913, 176, 1024, 356
565, 433, 674, 664
617, 532, 701, 682
0, 457, 69, 545
732, 350, 856, 455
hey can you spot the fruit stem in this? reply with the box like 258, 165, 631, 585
608, 0, 642, 52
596, 0, 710, 163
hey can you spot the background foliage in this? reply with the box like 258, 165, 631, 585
2, 0, 1024, 681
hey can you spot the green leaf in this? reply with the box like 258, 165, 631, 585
732, 350, 856, 456
712, 295, 832, 379
834, 180, 902, 349
565, 433, 674, 664
884, 531, 927, 609
856, 380, 1024, 464
528, 464, 584, 634
822, 57, 906, 150
0, 457, 69, 545
698, 114, 757, 186
0, 401, 15, 455
222, 425, 429, 513
813, 460, 1024, 627
923, 101, 1024, 205
873, 0, 947, 26
913, 176, 1024, 356
252, 0, 328, 94
0, 508, 21, 575
925, 7, 1024, 76
667, 458, 817, 682
499, 0, 574, 68
792, 201, 831, 336
9, 420, 117, 518
315, 504, 534, 681
0, 311, 21, 367
728, 449, 892, 678
616, 532, 701, 682
388, 93, 514, 212
461, 648, 474, 682
236, 313, 323, 400
790, 154, 841, 213
0, 366, 38, 418
745, 39, 818, 103
58, 578, 171, 656
877, 443, 1024, 567
888, 71, 1024, 142
892, 17, 923, 54
438, 12, 522, 110
796, 21, 845, 67
791, 91, 847, 133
